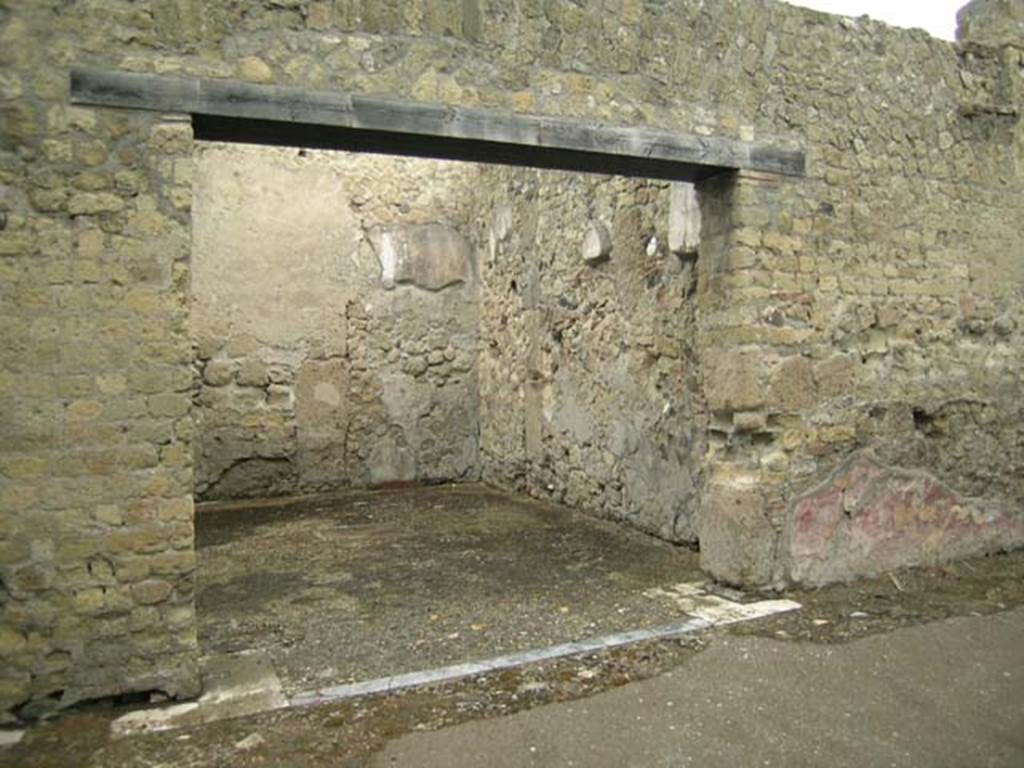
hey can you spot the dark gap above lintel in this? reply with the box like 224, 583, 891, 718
192, 115, 729, 182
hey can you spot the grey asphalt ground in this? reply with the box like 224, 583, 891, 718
370, 606, 1024, 768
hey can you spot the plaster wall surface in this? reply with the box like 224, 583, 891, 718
191, 144, 480, 499
1, 0, 1022, 720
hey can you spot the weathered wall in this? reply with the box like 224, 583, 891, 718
191, 144, 480, 499
0, 107, 200, 717
1, 0, 1022, 719
475, 168, 705, 542
692, 5, 1024, 586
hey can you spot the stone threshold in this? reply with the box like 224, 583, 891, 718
110, 583, 799, 738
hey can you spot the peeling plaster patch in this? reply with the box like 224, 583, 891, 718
369, 224, 472, 291
488, 203, 514, 263
784, 455, 1024, 585
493, 203, 513, 241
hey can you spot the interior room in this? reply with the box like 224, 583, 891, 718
189, 142, 708, 694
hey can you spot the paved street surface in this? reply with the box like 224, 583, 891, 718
371, 607, 1024, 768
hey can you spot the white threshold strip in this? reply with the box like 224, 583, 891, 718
290, 583, 800, 707
289, 615, 713, 707
111, 583, 800, 736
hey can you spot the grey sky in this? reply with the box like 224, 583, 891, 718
783, 0, 965, 40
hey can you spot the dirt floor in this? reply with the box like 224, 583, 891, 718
3, 484, 1024, 768
196, 484, 704, 693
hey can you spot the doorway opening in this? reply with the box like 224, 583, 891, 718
66, 67, 806, 709
189, 143, 709, 695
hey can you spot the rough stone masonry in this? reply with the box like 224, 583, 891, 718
191, 144, 481, 499
0, 0, 1022, 721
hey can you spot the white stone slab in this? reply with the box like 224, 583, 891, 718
644, 581, 801, 626
0, 729, 25, 748
111, 651, 288, 738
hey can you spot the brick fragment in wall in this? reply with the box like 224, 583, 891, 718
703, 349, 765, 413
699, 479, 778, 588
581, 222, 612, 264
956, 0, 1024, 49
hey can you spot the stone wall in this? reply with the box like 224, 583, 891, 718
691, 5, 1024, 585
1, 0, 1022, 719
0, 107, 200, 717
191, 143, 480, 499
474, 168, 705, 543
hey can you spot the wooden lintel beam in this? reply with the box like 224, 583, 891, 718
70, 66, 806, 181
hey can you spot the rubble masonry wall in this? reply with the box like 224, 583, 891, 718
0, 0, 1020, 718
191, 144, 480, 500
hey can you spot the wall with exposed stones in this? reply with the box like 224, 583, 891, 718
690, 0, 1024, 585
474, 168, 706, 543
0, 106, 200, 720
191, 143, 480, 500
1, 0, 1022, 721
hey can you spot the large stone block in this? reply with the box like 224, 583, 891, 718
957, 0, 1024, 47
769, 355, 816, 412
703, 349, 766, 413
698, 478, 778, 587
67, 193, 124, 216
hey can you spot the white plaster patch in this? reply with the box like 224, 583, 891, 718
582, 222, 612, 265
0, 729, 25, 748
644, 581, 801, 625
111, 702, 201, 737
377, 231, 397, 289
646, 234, 659, 256
668, 182, 701, 256
493, 202, 513, 241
